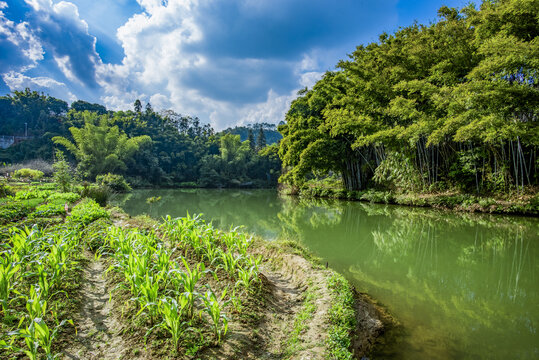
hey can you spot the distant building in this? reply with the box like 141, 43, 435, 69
0, 135, 34, 149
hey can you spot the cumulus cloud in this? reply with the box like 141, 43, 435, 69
3, 70, 76, 101
0, 5, 43, 72
97, 0, 398, 129
1, 0, 401, 129
23, 0, 101, 88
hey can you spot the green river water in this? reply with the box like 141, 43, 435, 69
113, 189, 539, 359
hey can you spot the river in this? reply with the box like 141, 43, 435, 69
113, 188, 539, 359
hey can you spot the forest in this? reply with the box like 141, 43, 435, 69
278, 1, 538, 198
0, 91, 281, 188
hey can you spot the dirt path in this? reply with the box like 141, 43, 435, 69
256, 271, 303, 359
62, 253, 127, 360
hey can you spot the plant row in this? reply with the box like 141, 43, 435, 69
99, 214, 262, 354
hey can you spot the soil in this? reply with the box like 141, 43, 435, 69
62, 252, 127, 360
60, 233, 388, 359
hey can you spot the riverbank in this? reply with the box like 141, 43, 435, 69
0, 182, 389, 359
283, 182, 538, 216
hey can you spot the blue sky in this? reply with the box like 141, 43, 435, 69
1, 0, 470, 129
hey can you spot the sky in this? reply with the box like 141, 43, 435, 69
0, 0, 471, 130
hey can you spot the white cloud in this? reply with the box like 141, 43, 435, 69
3, 71, 77, 102
0, 5, 43, 71
96, 0, 324, 130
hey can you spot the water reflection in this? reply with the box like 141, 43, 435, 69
114, 189, 539, 359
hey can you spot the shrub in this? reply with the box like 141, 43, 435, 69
79, 183, 111, 207
0, 183, 14, 198
96, 173, 131, 193
53, 150, 73, 192
47, 192, 81, 204
29, 203, 66, 218
68, 198, 109, 225
13, 168, 44, 180
0, 160, 53, 177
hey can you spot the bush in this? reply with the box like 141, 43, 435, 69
47, 192, 81, 204
29, 203, 66, 218
13, 168, 44, 180
53, 150, 73, 192
0, 183, 14, 198
68, 198, 109, 225
80, 183, 111, 206
96, 173, 131, 193
0, 160, 53, 177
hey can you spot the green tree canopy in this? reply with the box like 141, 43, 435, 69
52, 111, 151, 180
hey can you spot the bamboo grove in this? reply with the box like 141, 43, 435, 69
278, 0, 538, 194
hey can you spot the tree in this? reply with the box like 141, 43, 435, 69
71, 100, 107, 114
248, 129, 255, 152
256, 127, 266, 150
52, 150, 72, 192
278, 0, 538, 192
134, 99, 142, 113
52, 112, 151, 180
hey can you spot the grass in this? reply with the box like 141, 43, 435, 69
292, 181, 539, 215
285, 282, 317, 356
326, 274, 357, 360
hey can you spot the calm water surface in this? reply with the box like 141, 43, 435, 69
113, 189, 539, 359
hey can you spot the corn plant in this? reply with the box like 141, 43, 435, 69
35, 263, 51, 299
200, 288, 230, 344
12, 317, 72, 360
177, 257, 206, 319
25, 286, 47, 320
0, 256, 19, 312
235, 265, 259, 292
47, 239, 68, 282
218, 251, 243, 278
154, 245, 172, 279
136, 273, 163, 320
153, 295, 190, 352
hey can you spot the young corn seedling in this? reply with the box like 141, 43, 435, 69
153, 295, 190, 352
0, 256, 19, 312
218, 251, 243, 278
35, 264, 51, 299
25, 286, 47, 320
201, 288, 230, 344
235, 265, 259, 293
178, 257, 206, 319
136, 273, 163, 321
154, 245, 172, 279
14, 317, 73, 360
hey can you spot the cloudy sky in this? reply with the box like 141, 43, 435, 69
1, 0, 469, 129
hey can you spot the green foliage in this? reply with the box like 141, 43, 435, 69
52, 150, 72, 192
373, 152, 421, 192
96, 173, 132, 192
53, 111, 152, 180
79, 183, 111, 206
0, 201, 33, 224
68, 198, 109, 225
29, 203, 66, 218
326, 274, 356, 360
0, 182, 14, 198
15, 189, 53, 200
46, 192, 80, 204
13, 169, 44, 181
279, 0, 538, 194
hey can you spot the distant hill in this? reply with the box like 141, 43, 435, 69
221, 122, 282, 145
